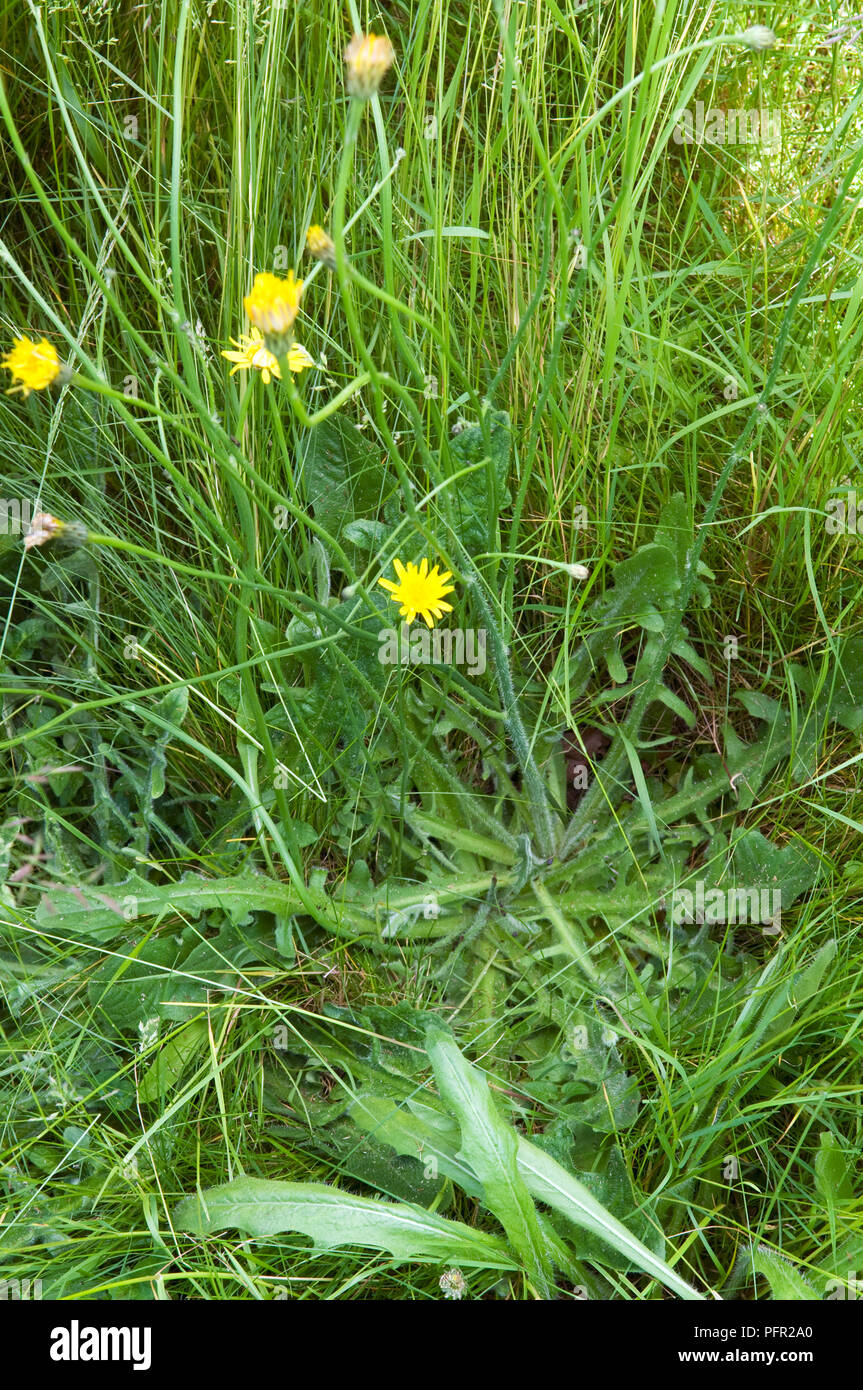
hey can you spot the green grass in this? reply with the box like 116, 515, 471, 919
0, 0, 862, 1301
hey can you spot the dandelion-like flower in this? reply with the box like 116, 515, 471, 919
243, 271, 304, 357
378, 557, 455, 628
2, 336, 61, 398
306, 225, 336, 270
344, 31, 395, 99
439, 1268, 467, 1300
221, 329, 314, 385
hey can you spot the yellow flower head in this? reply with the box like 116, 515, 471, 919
221, 328, 314, 384
306, 225, 336, 270
344, 31, 395, 99
243, 271, 304, 349
2, 336, 61, 398
378, 557, 455, 628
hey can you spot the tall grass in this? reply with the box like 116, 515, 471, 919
0, 0, 862, 1300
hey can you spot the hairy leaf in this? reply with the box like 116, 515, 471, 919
174, 1178, 518, 1268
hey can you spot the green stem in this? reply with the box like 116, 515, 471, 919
460, 563, 558, 859
559, 137, 863, 860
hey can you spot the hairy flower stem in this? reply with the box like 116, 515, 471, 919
532, 880, 600, 982
460, 560, 558, 860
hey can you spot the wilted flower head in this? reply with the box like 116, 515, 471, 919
564, 562, 590, 580
243, 271, 303, 356
23, 512, 63, 549
740, 25, 776, 50
23, 512, 88, 551
306, 225, 336, 270
2, 336, 62, 398
439, 1268, 467, 1300
344, 31, 395, 99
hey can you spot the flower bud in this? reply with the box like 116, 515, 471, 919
344, 31, 395, 100
740, 26, 776, 51
306, 225, 336, 270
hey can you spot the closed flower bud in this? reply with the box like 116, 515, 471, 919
741, 26, 776, 50
344, 31, 395, 100
306, 225, 336, 270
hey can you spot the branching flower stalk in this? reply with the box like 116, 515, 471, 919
284, 91, 461, 615
281, 27, 563, 865
457, 558, 557, 860
0, 55, 327, 579
326, 100, 446, 506
319, 33, 493, 565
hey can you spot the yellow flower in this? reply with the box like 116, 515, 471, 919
378, 557, 455, 628
344, 31, 395, 99
306, 225, 336, 270
243, 271, 303, 355
2, 336, 61, 397
221, 329, 314, 384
